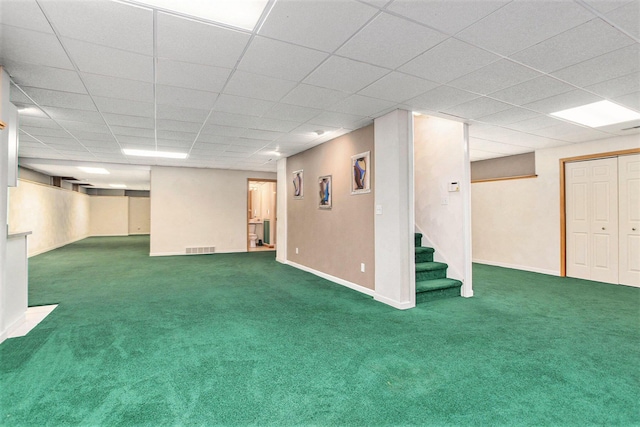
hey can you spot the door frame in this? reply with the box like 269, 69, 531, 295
559, 148, 640, 276
247, 178, 278, 251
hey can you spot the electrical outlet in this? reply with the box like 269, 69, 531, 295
361, 263, 365, 273
295, 247, 299, 254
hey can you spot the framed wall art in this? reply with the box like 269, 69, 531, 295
318, 175, 332, 209
292, 169, 304, 199
351, 151, 370, 194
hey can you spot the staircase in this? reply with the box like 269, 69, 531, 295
415, 233, 462, 303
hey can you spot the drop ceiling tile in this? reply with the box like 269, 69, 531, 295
156, 12, 250, 68
237, 37, 329, 82
56, 120, 111, 133
308, 111, 369, 128
403, 85, 479, 111
304, 56, 389, 93
43, 107, 104, 123
87, 145, 122, 154
614, 91, 640, 111
551, 44, 640, 87
157, 130, 196, 142
110, 126, 155, 138
330, 94, 396, 117
336, 13, 447, 69
81, 73, 154, 103
156, 59, 231, 93
262, 103, 322, 122
206, 112, 260, 129
224, 71, 297, 102
582, 0, 634, 13
510, 19, 635, 73
605, 1, 640, 39
470, 149, 504, 161
442, 97, 512, 120
448, 59, 541, 95
258, 0, 378, 52
39, 0, 153, 55
0, 25, 73, 69
19, 125, 69, 138
522, 89, 603, 114
468, 137, 531, 155
117, 136, 155, 146
103, 113, 154, 128
488, 76, 576, 106
63, 38, 153, 82
156, 104, 210, 123
475, 107, 540, 126
5, 61, 85, 93
22, 87, 97, 111
250, 117, 300, 133
585, 72, 640, 99
200, 125, 247, 138
358, 72, 439, 103
528, 122, 612, 142
157, 140, 192, 149
387, 0, 510, 35
93, 96, 154, 117
242, 129, 283, 141
156, 85, 217, 110
505, 115, 566, 132
19, 116, 63, 129
213, 94, 274, 117
280, 84, 349, 109
0, 0, 53, 33
456, 0, 594, 56
11, 88, 38, 106
399, 38, 499, 84
156, 119, 202, 133
70, 130, 116, 142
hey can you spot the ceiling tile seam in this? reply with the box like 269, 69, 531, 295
34, 0, 125, 160
18, 129, 67, 156
11, 79, 97, 157
466, 136, 532, 153
575, 0, 640, 43
254, 0, 279, 34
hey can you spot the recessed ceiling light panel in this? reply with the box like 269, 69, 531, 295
122, 149, 188, 159
550, 100, 640, 128
78, 167, 110, 174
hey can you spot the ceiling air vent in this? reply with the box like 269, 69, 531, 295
186, 246, 215, 255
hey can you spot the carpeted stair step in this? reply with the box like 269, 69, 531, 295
416, 278, 462, 303
415, 261, 448, 281
415, 246, 434, 263
414, 232, 422, 248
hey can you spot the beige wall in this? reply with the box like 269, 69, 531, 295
150, 166, 275, 255
472, 134, 640, 275
287, 125, 375, 290
414, 115, 466, 280
8, 179, 90, 256
128, 197, 150, 235
89, 196, 129, 236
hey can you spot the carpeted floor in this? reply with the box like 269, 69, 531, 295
1, 236, 638, 426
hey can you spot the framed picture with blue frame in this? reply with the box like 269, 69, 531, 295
318, 175, 332, 209
351, 151, 370, 195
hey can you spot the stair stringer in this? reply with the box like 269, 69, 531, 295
414, 224, 463, 282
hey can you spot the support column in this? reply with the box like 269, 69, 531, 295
276, 157, 287, 264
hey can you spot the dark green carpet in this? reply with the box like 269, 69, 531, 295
1, 236, 638, 426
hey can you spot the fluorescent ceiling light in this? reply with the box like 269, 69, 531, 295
109, 184, 127, 188
550, 100, 640, 128
122, 149, 188, 159
78, 167, 110, 174
130, 0, 269, 30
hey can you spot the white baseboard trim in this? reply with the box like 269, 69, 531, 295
373, 294, 414, 310
0, 313, 26, 345
28, 234, 89, 258
128, 232, 150, 235
285, 260, 376, 297
473, 259, 559, 276
90, 233, 129, 237
150, 251, 187, 257
150, 248, 247, 257
276, 257, 287, 264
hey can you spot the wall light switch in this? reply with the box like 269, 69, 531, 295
375, 205, 383, 215
361, 263, 365, 272
448, 182, 460, 192
296, 247, 299, 254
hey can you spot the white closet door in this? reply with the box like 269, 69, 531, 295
619, 154, 640, 287
566, 157, 618, 284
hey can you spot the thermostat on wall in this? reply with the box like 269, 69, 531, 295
448, 182, 460, 192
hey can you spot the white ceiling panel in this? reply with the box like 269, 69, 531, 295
551, 44, 640, 87
56, 120, 112, 133
199, 125, 247, 138
505, 115, 568, 132
336, 12, 447, 69
308, 111, 368, 128
614, 91, 640, 111
510, 19, 635, 73
448, 59, 541, 95
404, 85, 479, 112
469, 137, 531, 155
20, 125, 69, 138
43, 107, 104, 123
522, 89, 603, 114
456, 0, 594, 56
474, 107, 540, 126
156, 104, 210, 123
249, 117, 301, 133
258, 0, 378, 52
212, 94, 274, 117
304, 55, 389, 93
237, 37, 329, 82
399, 38, 500, 83
22, 87, 97, 111
103, 113, 154, 129
156, 12, 250, 68
5, 62, 85, 93
81, 73, 154, 103
488, 76, 576, 106
585, 72, 640, 99
262, 103, 322, 123
528, 122, 612, 142
70, 130, 117, 142
19, 115, 63, 129
442, 97, 512, 120
93, 96, 154, 117
156, 85, 217, 110
0, 25, 73, 69
386, 0, 510, 35
224, 71, 297, 102
242, 129, 283, 141
157, 129, 196, 141
205, 112, 260, 129
0, 0, 53, 33
581, 0, 634, 13
39, 0, 153, 55
330, 94, 396, 117
358, 72, 439, 103
604, 1, 640, 39
156, 59, 231, 93
109, 126, 155, 138
156, 119, 202, 133
63, 38, 153, 82
280, 84, 349, 109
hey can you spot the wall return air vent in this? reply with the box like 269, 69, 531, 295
185, 247, 215, 255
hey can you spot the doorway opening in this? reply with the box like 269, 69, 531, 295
247, 179, 277, 252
